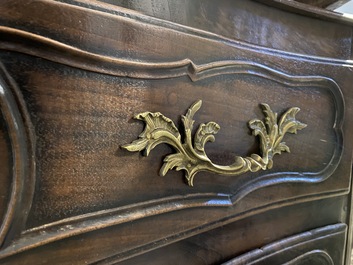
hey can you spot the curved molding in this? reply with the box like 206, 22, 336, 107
116, 60, 344, 196
0, 26, 352, 80
222, 223, 346, 265
0, 189, 346, 260
0, 63, 36, 248
259, 0, 353, 26
1, 0, 353, 68
227, 250, 335, 265
0, 26, 344, 195
0, 28, 345, 259
284, 250, 334, 265
0, 9, 346, 260
65, 0, 353, 28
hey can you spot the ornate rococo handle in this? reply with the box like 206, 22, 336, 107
122, 100, 307, 186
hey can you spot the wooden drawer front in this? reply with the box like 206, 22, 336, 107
0, 0, 352, 264
223, 224, 347, 265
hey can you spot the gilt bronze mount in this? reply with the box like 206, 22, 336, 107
122, 100, 306, 186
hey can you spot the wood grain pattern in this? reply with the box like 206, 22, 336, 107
100, 197, 347, 265
74, 0, 353, 58
294, 0, 337, 8
223, 223, 346, 265
0, 0, 352, 264
0, 49, 346, 226
283, 251, 334, 265
0, 63, 35, 248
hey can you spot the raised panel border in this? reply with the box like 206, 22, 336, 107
222, 223, 346, 265
0, 54, 345, 260
0, 0, 348, 260
0, 63, 36, 248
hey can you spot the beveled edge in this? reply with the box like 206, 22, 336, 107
0, 63, 36, 248
256, 0, 353, 26
0, 51, 345, 261
0, 189, 347, 262
222, 223, 346, 265
0, 1, 348, 259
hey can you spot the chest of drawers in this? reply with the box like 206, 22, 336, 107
0, 0, 353, 264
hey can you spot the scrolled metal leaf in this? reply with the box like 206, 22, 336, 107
122, 100, 306, 186
182, 99, 202, 132
122, 112, 182, 156
194, 121, 220, 152
278, 107, 307, 135
160, 153, 186, 176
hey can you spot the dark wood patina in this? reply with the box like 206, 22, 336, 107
0, 0, 352, 264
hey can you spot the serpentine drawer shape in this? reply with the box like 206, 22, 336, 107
122, 100, 307, 186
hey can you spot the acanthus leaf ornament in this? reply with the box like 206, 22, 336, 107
122, 100, 307, 186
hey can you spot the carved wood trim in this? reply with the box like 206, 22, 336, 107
0, 25, 352, 79
0, 25, 345, 196
284, 250, 334, 265
2, 35, 343, 187
0, 31, 345, 260
222, 223, 346, 265
0, 189, 346, 260
0, 1, 349, 261
0, 63, 36, 248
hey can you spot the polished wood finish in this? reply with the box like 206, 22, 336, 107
295, 0, 338, 8
0, 0, 352, 264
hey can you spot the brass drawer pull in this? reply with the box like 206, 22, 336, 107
122, 100, 306, 186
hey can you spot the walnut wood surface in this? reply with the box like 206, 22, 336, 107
0, 0, 352, 264
294, 0, 337, 7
